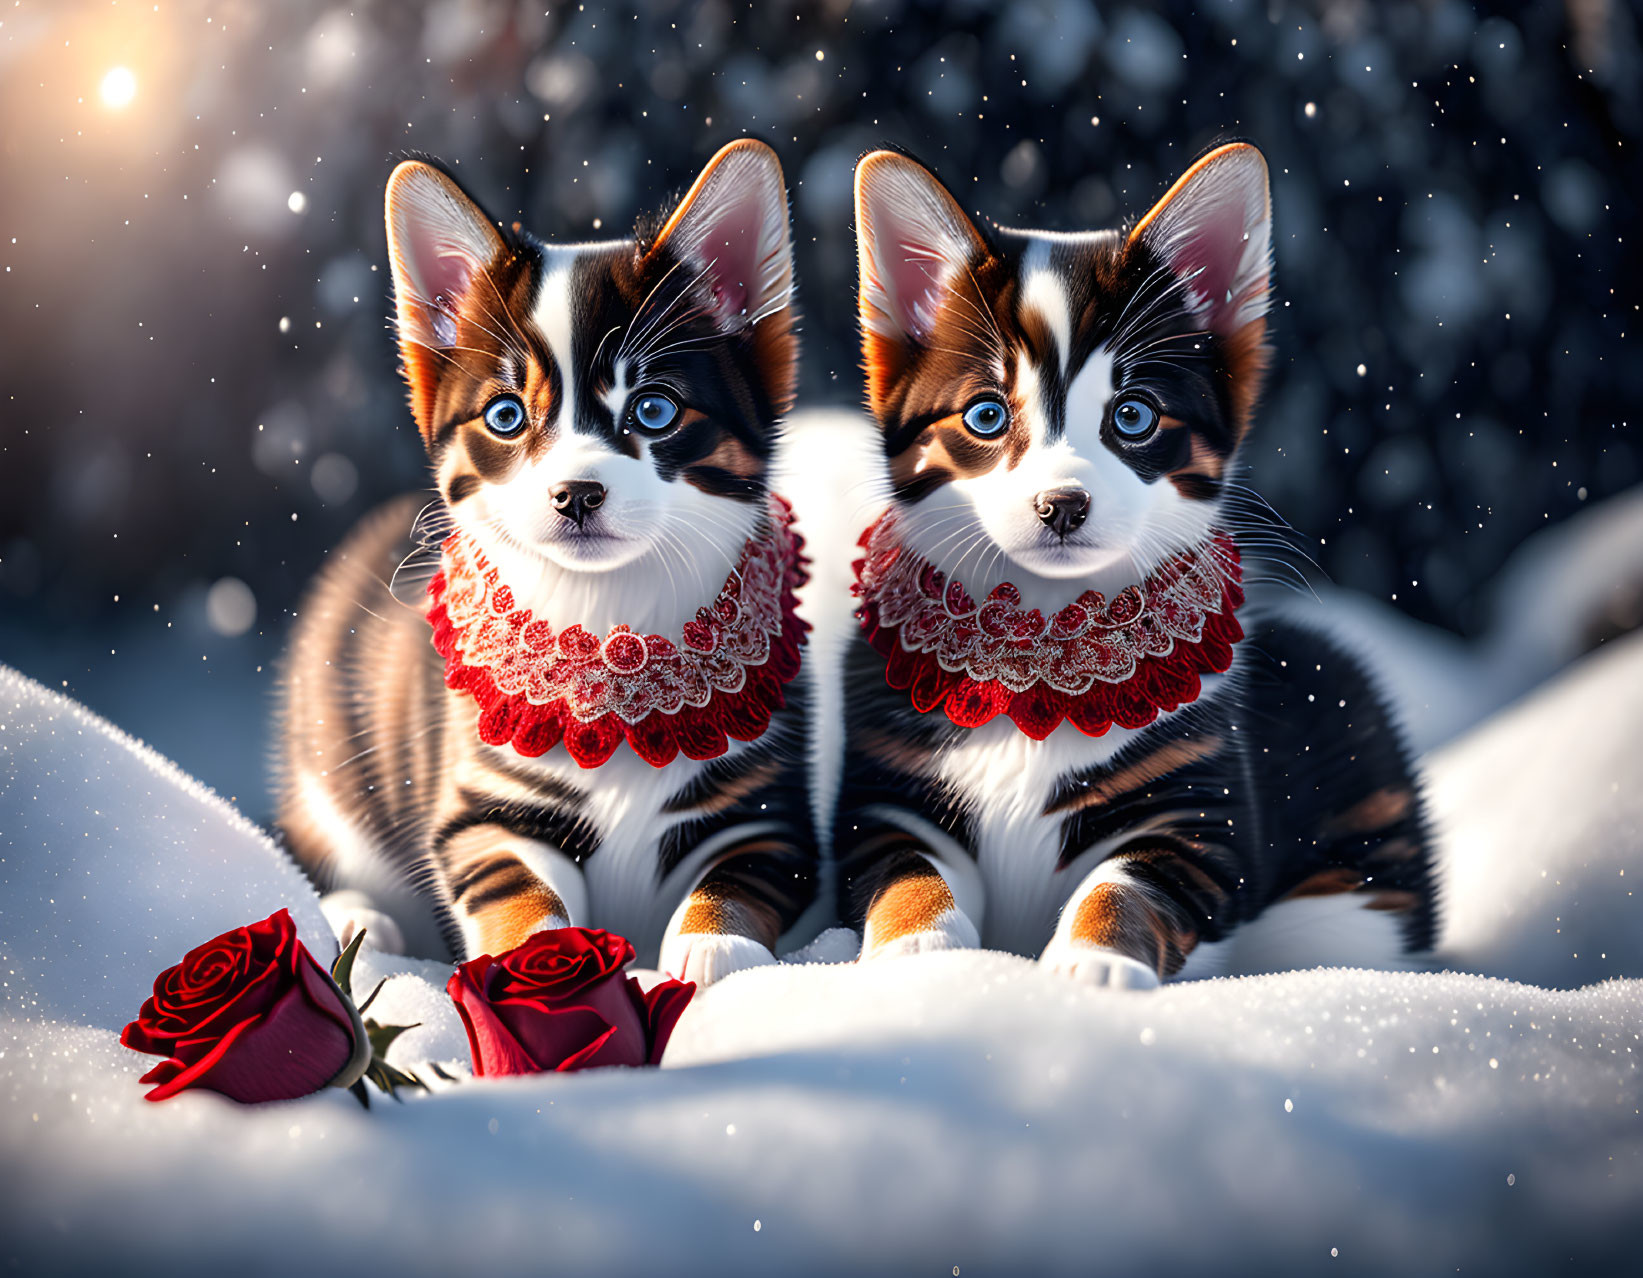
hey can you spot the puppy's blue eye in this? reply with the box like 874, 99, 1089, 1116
483, 394, 527, 437
962, 399, 1009, 438
632, 393, 680, 434
1112, 398, 1159, 440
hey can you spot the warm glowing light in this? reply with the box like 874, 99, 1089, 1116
99, 66, 138, 110
287, 191, 308, 214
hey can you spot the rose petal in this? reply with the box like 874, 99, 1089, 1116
447, 930, 678, 1075
120, 999, 177, 1057
137, 1058, 185, 1087
632, 975, 696, 1065
497, 977, 647, 1070
567, 978, 650, 1067
494, 928, 634, 1000
295, 947, 357, 1038
138, 1013, 263, 1102
502, 1004, 627, 1071
550, 1018, 624, 1072
167, 985, 354, 1104
447, 961, 542, 1078
122, 910, 309, 1074
147, 958, 286, 1052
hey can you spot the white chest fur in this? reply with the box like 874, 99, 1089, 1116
478, 739, 767, 961
927, 674, 1230, 955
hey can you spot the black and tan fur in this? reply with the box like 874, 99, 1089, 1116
839, 144, 1437, 985
277, 141, 818, 983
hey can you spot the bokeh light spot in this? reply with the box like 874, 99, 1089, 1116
99, 67, 137, 110
206, 578, 257, 637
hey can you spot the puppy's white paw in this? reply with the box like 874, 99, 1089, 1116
659, 932, 777, 988
1041, 942, 1160, 990
860, 909, 980, 961
320, 890, 406, 956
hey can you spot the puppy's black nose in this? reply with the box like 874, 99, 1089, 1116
550, 480, 606, 528
1035, 487, 1091, 539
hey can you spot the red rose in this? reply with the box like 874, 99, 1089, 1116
447, 928, 694, 1076
121, 909, 365, 1103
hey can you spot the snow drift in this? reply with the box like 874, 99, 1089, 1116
2, 627, 1641, 1274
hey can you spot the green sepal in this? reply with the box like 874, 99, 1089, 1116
364, 1055, 426, 1102
356, 976, 388, 1017
325, 928, 373, 1093
330, 928, 368, 1000
367, 1019, 419, 1059
325, 926, 434, 1104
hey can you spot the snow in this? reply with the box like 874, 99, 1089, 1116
2, 627, 1642, 1272
0, 666, 333, 1033
3, 958, 1638, 1274
1432, 630, 1643, 988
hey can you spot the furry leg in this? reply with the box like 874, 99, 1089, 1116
859, 848, 981, 960
1039, 855, 1201, 990
443, 826, 587, 960
659, 866, 784, 988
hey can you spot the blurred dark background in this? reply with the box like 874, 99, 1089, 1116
1, 0, 1639, 820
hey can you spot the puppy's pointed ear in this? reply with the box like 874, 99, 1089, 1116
1131, 142, 1272, 337
1131, 143, 1272, 431
384, 161, 505, 437
855, 150, 988, 346
650, 138, 795, 332
855, 151, 989, 413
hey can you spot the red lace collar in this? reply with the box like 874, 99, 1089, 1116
427, 497, 808, 769
852, 513, 1243, 740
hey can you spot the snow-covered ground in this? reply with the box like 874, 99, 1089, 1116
2, 611, 1641, 1272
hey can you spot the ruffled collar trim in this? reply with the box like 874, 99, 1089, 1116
852, 513, 1243, 739
428, 497, 808, 768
